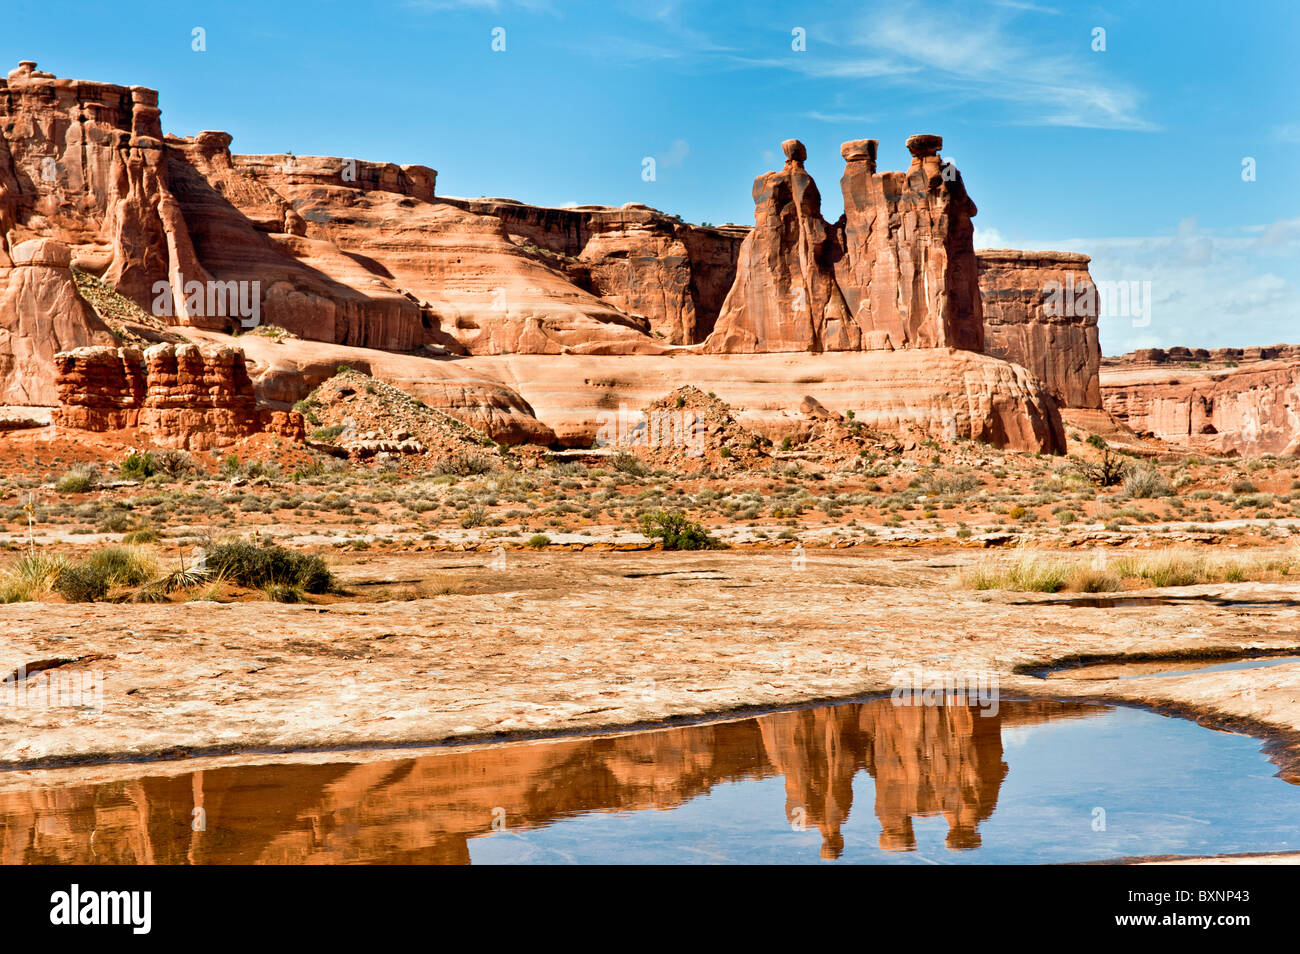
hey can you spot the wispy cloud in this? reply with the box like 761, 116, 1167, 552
993, 0, 1062, 14
658, 139, 690, 167
1272, 122, 1300, 143
803, 111, 878, 123
765, 4, 1158, 131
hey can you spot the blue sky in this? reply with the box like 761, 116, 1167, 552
4, 0, 1297, 353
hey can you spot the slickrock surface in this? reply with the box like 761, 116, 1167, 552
53, 342, 303, 449
0, 239, 117, 403
1, 551, 1298, 774
1101, 354, 1300, 456
459, 349, 1065, 453
979, 249, 1101, 409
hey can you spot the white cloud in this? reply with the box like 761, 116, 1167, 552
659, 138, 690, 167
754, 4, 1156, 132
1039, 217, 1300, 353
973, 226, 1008, 248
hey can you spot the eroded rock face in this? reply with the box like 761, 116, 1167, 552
705, 136, 984, 354
836, 134, 984, 353
1100, 352, 1300, 456
445, 198, 747, 345
0, 239, 117, 404
978, 250, 1100, 409
457, 349, 1066, 454
0, 61, 213, 323
54, 342, 304, 449
704, 139, 856, 353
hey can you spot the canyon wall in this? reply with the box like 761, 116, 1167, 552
978, 250, 1100, 409
1, 62, 1073, 454
1101, 347, 1300, 456
54, 342, 304, 449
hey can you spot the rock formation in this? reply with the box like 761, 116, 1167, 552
978, 250, 1101, 408
705, 135, 985, 354
1100, 348, 1300, 456
444, 197, 747, 345
0, 61, 213, 324
54, 342, 304, 449
0, 239, 117, 404
704, 139, 857, 353
836, 134, 984, 352
1, 63, 1075, 454
456, 349, 1066, 453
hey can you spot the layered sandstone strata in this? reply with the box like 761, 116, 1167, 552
0, 239, 117, 404
836, 135, 984, 352
1100, 353, 1300, 457
54, 342, 304, 449
0, 61, 213, 324
705, 136, 984, 354
978, 249, 1100, 408
444, 198, 747, 345
220, 151, 666, 356
456, 349, 1066, 453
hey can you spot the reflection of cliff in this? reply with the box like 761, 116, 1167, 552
0, 700, 1100, 864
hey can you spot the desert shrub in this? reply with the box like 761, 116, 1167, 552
1124, 464, 1173, 499
525, 533, 551, 548
1086, 434, 1108, 450
431, 451, 494, 477
52, 545, 156, 602
155, 449, 197, 478
55, 465, 100, 494
119, 450, 158, 480
638, 510, 717, 550
0, 553, 67, 603
1082, 449, 1127, 488
311, 424, 346, 441
1232, 478, 1259, 494
611, 452, 646, 477
122, 527, 161, 544
53, 563, 111, 602
205, 541, 333, 593
263, 583, 304, 603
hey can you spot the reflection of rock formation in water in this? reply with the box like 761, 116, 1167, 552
0, 700, 1101, 864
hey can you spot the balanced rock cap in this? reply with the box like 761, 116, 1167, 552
905, 134, 943, 158
10, 238, 72, 268
841, 139, 879, 162
781, 139, 807, 163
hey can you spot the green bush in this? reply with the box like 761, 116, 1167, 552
526, 533, 551, 549
638, 510, 717, 550
122, 527, 161, 544
611, 452, 646, 477
205, 541, 333, 593
119, 450, 158, 480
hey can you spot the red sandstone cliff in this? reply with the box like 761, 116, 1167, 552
54, 342, 304, 450
705, 135, 984, 355
978, 249, 1101, 409
1100, 346, 1300, 456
